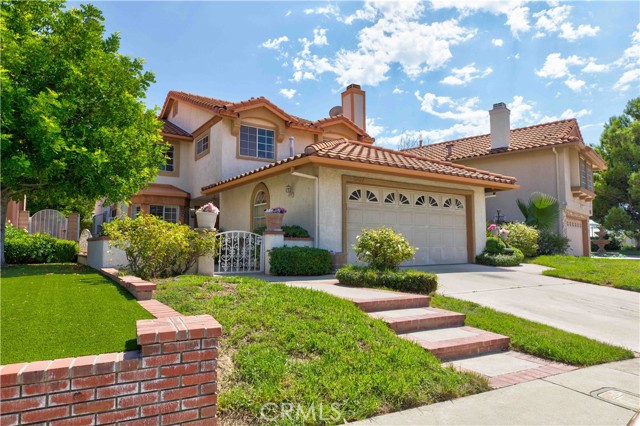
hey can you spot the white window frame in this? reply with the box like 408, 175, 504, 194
195, 135, 210, 159
239, 125, 275, 160
149, 205, 179, 223
161, 145, 175, 172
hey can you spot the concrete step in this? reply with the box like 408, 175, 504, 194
353, 294, 431, 312
400, 326, 510, 361
369, 307, 466, 333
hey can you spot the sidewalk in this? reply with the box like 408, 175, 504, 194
350, 358, 639, 426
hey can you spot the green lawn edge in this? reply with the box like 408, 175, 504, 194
529, 255, 640, 292
1, 264, 154, 364
154, 275, 489, 425
431, 295, 634, 366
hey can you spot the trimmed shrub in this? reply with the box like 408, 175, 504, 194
269, 246, 332, 276
253, 225, 311, 238
538, 230, 570, 255
336, 265, 438, 295
476, 248, 524, 267
485, 237, 506, 254
5, 225, 79, 264
504, 222, 539, 257
353, 227, 416, 270
103, 214, 217, 279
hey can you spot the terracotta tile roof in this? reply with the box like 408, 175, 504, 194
202, 139, 517, 192
160, 90, 372, 139
161, 119, 192, 139
403, 119, 583, 161
137, 183, 190, 198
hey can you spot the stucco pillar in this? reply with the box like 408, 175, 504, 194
17, 210, 30, 230
67, 213, 80, 241
263, 230, 284, 275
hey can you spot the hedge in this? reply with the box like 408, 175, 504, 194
335, 265, 438, 295
253, 225, 311, 238
5, 225, 78, 264
476, 248, 524, 267
269, 246, 332, 276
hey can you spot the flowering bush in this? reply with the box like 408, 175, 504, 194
353, 227, 416, 270
197, 202, 219, 214
265, 207, 287, 214
103, 214, 217, 279
503, 222, 539, 257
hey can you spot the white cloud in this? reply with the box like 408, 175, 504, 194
365, 118, 385, 138
535, 53, 588, 92
279, 88, 297, 99
430, 0, 530, 37
561, 108, 591, 119
440, 63, 493, 86
303, 4, 342, 19
288, 3, 476, 86
582, 61, 610, 73
533, 5, 599, 41
285, 10, 292, 17
392, 87, 405, 94
492, 38, 504, 47
261, 36, 289, 50
613, 69, 640, 92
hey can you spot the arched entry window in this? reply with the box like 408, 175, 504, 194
251, 183, 270, 230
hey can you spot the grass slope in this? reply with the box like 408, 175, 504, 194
531, 255, 640, 292
155, 275, 488, 425
1, 264, 154, 364
431, 295, 634, 366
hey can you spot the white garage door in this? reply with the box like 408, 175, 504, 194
346, 185, 468, 266
566, 219, 584, 256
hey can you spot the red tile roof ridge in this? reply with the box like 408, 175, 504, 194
168, 90, 233, 107
307, 138, 517, 181
401, 118, 578, 151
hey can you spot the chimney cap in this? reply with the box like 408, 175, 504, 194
492, 102, 509, 110
345, 83, 361, 90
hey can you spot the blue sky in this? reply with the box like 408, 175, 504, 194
80, 1, 639, 147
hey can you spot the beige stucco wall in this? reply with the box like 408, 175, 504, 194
168, 102, 214, 134
219, 168, 317, 238
155, 140, 193, 195
458, 146, 592, 235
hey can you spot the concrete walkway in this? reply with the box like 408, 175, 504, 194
421, 263, 640, 352
351, 358, 640, 425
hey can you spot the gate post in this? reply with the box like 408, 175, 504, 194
17, 210, 30, 231
67, 213, 80, 241
263, 230, 284, 275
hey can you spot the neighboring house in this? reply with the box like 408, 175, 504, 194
96, 84, 519, 266
404, 103, 606, 256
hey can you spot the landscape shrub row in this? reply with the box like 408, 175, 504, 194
5, 224, 78, 264
269, 246, 332, 276
336, 265, 438, 295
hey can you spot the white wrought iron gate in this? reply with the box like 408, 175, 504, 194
214, 231, 264, 274
29, 209, 68, 239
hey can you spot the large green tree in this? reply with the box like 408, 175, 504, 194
593, 98, 640, 246
1, 1, 166, 265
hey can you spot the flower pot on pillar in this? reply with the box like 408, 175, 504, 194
265, 213, 284, 231
196, 202, 220, 230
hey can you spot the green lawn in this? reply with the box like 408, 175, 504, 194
530, 255, 640, 292
154, 275, 488, 426
1, 264, 154, 364
431, 295, 634, 366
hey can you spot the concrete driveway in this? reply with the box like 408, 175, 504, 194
420, 263, 640, 352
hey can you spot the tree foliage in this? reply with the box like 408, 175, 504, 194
516, 192, 560, 231
593, 98, 640, 245
1, 0, 166, 264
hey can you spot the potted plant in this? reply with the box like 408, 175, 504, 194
487, 223, 500, 236
265, 207, 287, 231
196, 202, 219, 229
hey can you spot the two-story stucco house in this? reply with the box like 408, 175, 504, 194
404, 103, 606, 256
102, 85, 518, 267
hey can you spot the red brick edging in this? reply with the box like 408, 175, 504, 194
100, 268, 156, 301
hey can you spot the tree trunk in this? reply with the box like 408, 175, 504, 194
1, 188, 11, 267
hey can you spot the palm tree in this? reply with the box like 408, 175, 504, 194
516, 192, 559, 230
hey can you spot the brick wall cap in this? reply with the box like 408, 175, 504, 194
136, 315, 222, 345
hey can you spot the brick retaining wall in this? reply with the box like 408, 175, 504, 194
0, 315, 221, 425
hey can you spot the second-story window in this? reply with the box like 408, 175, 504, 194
580, 157, 594, 192
196, 135, 210, 157
161, 145, 174, 172
240, 125, 275, 160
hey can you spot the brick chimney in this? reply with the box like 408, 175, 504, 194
341, 84, 366, 132
489, 102, 510, 150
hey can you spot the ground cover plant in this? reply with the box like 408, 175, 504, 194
154, 275, 488, 425
531, 255, 640, 292
0, 264, 153, 364
336, 265, 437, 295
431, 295, 634, 366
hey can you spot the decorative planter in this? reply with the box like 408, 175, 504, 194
196, 211, 218, 229
265, 213, 285, 231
